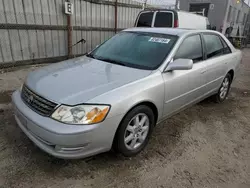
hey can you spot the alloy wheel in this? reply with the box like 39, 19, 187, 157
220, 77, 230, 100
124, 113, 150, 150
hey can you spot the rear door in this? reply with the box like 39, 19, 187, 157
153, 11, 175, 27
135, 11, 155, 27
200, 33, 233, 94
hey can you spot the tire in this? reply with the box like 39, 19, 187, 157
213, 73, 232, 103
113, 105, 155, 157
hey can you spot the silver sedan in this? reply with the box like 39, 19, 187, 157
12, 28, 242, 159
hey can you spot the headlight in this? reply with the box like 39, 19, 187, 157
51, 105, 110, 125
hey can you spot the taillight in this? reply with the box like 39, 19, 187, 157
174, 19, 179, 28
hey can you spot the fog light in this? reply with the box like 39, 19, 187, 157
55, 144, 89, 153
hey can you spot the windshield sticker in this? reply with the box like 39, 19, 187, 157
149, 37, 170, 44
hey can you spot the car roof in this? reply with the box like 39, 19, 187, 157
124, 27, 218, 37
140, 9, 206, 18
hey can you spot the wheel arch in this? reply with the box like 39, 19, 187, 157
228, 69, 234, 81
112, 100, 159, 148
123, 100, 159, 125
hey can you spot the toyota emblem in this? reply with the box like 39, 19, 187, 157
28, 95, 34, 103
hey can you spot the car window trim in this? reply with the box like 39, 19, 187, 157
173, 33, 205, 64
200, 33, 206, 59
201, 33, 227, 60
219, 36, 232, 54
151, 11, 157, 27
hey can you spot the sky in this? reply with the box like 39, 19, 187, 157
134, 0, 250, 6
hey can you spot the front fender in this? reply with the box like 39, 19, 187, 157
87, 71, 165, 123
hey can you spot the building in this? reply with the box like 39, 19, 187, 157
243, 8, 250, 41
178, 0, 250, 37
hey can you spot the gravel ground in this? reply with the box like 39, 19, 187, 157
0, 50, 250, 188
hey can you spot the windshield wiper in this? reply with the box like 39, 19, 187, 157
86, 53, 96, 59
86, 54, 127, 67
97, 57, 127, 67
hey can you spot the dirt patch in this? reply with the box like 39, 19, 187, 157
231, 87, 250, 97
0, 64, 47, 74
1, 90, 250, 188
0, 64, 45, 93
0, 90, 12, 104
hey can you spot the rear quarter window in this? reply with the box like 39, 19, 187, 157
136, 12, 154, 27
220, 37, 232, 54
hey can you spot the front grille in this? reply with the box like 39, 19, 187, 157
21, 85, 58, 116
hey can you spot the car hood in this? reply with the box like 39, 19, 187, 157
25, 56, 152, 105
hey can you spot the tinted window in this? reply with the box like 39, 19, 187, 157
175, 35, 203, 63
203, 34, 224, 59
137, 12, 154, 27
220, 37, 232, 54
154, 12, 173, 27
89, 32, 178, 70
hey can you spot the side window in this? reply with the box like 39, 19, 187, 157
154, 12, 173, 27
136, 12, 154, 27
174, 35, 203, 63
203, 34, 224, 59
220, 37, 232, 54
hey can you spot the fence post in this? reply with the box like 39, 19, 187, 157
66, 0, 73, 58
67, 15, 72, 58
115, 0, 118, 33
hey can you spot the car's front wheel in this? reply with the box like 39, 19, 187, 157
113, 105, 155, 157
214, 73, 232, 103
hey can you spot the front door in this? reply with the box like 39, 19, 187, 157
162, 34, 207, 117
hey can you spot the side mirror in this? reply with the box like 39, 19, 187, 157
165, 59, 193, 72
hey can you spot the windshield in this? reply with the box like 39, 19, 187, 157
88, 32, 178, 70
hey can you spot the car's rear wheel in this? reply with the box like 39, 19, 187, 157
113, 105, 155, 157
214, 73, 232, 103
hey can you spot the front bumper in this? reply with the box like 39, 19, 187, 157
12, 90, 123, 159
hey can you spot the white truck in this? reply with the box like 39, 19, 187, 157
135, 9, 211, 30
